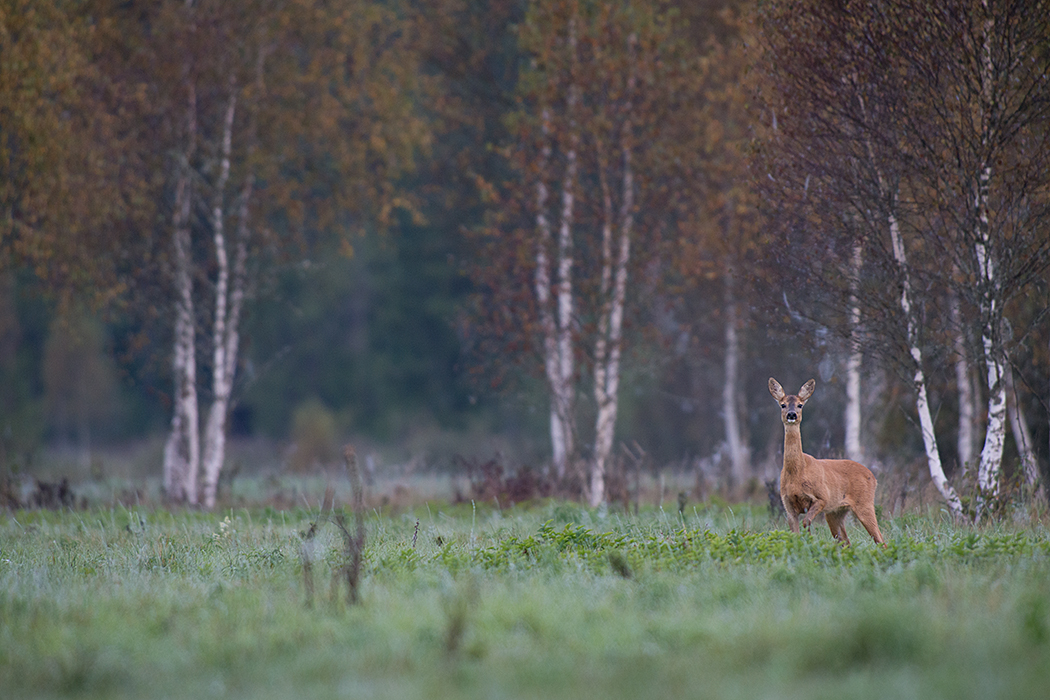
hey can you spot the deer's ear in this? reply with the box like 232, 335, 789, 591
799, 379, 816, 402
769, 377, 786, 401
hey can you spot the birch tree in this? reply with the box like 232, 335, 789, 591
199, 75, 245, 509
720, 264, 749, 488
160, 0, 201, 503
970, 2, 1007, 503
588, 16, 645, 507
760, 0, 1050, 517
847, 0, 1050, 511
844, 243, 864, 464
756, 0, 966, 514
528, 12, 580, 481
910, 0, 1050, 509
146, 0, 435, 506
884, 188, 963, 514
156, 0, 253, 507
487, 0, 682, 503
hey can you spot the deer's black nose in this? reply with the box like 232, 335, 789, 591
786, 411, 798, 422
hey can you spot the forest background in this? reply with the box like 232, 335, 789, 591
1, 0, 1048, 516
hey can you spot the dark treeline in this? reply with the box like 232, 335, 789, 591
1, 0, 1047, 514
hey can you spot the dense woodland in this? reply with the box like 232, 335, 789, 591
1, 0, 1048, 515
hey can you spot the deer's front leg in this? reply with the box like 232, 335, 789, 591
781, 495, 801, 533
802, 498, 826, 529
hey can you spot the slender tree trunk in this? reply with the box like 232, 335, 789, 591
951, 290, 975, 471
552, 133, 576, 484
845, 242, 864, 463
973, 4, 1008, 514
889, 207, 963, 516
532, 17, 580, 485
591, 217, 628, 505
554, 23, 579, 486
534, 100, 577, 485
533, 107, 566, 477
163, 76, 200, 505
973, 150, 1006, 502
591, 140, 615, 507
589, 32, 638, 507
974, 215, 1007, 504
200, 83, 237, 509
590, 69, 635, 506
533, 17, 583, 486
857, 86, 962, 516
722, 263, 749, 489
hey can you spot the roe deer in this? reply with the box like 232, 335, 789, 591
769, 377, 884, 546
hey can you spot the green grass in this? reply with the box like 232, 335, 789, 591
2, 502, 1049, 699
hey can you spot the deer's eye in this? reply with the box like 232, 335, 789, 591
781, 404, 786, 408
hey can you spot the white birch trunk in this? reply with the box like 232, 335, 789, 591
858, 87, 962, 516
889, 209, 964, 516
589, 31, 641, 508
552, 147, 576, 482
533, 106, 566, 477
973, 147, 1006, 501
533, 100, 577, 481
591, 136, 615, 507
553, 24, 579, 486
974, 193, 1007, 502
844, 242, 864, 463
951, 291, 975, 471
973, 3, 1008, 512
592, 220, 628, 506
163, 76, 200, 505
723, 264, 749, 488
200, 191, 250, 510
200, 84, 237, 509
590, 80, 635, 507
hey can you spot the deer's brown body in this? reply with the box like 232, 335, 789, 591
769, 378, 884, 546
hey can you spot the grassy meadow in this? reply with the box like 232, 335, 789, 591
2, 497, 1049, 700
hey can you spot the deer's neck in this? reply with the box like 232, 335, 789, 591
782, 423, 805, 476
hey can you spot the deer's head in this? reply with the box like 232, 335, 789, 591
768, 377, 816, 426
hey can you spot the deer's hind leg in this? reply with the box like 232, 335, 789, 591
825, 510, 851, 546
853, 504, 885, 545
